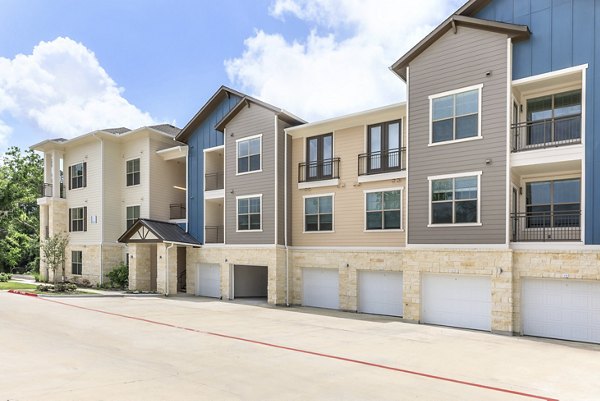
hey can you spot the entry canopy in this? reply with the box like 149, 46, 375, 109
118, 219, 201, 247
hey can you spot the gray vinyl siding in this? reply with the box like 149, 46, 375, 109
408, 26, 508, 244
277, 119, 291, 245
225, 105, 276, 244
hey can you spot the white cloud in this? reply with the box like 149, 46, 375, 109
226, 0, 462, 121
0, 37, 157, 144
0, 120, 12, 150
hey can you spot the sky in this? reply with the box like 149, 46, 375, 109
0, 0, 463, 154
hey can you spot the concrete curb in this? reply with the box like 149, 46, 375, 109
7, 289, 38, 297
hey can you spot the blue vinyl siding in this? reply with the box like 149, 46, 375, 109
187, 94, 241, 242
475, 0, 600, 244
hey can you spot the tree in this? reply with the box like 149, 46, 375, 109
0, 147, 43, 273
40, 232, 69, 284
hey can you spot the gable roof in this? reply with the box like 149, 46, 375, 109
390, 14, 529, 81
118, 218, 201, 246
148, 124, 180, 137
174, 85, 246, 143
214, 96, 306, 132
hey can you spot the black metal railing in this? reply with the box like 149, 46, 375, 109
169, 203, 186, 220
510, 211, 581, 242
511, 114, 581, 152
358, 148, 406, 176
298, 158, 340, 183
39, 183, 66, 198
205, 172, 224, 191
205, 226, 224, 243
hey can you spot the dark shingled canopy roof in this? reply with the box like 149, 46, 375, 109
118, 218, 201, 246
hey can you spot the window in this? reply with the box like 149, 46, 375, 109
237, 196, 261, 231
237, 136, 261, 174
526, 90, 581, 145
304, 195, 333, 232
126, 158, 140, 186
526, 178, 580, 227
69, 162, 87, 189
126, 205, 140, 229
430, 173, 480, 225
431, 85, 481, 143
306, 133, 333, 180
367, 121, 402, 173
71, 251, 82, 275
69, 207, 87, 232
365, 190, 401, 230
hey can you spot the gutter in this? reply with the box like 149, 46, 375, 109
165, 242, 175, 296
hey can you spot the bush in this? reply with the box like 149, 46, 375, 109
0, 273, 12, 282
107, 262, 129, 289
37, 284, 52, 292
53, 283, 77, 292
31, 272, 41, 282
81, 278, 91, 288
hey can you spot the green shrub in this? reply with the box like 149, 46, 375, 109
31, 272, 41, 282
107, 262, 129, 289
0, 273, 11, 282
37, 284, 52, 292
53, 283, 77, 292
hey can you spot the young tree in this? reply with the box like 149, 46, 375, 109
40, 232, 69, 285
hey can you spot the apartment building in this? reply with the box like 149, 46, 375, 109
175, 86, 305, 304
32, 124, 188, 285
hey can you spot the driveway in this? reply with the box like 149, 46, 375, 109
1, 292, 599, 401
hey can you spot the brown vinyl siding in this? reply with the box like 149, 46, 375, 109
278, 119, 291, 245
407, 26, 508, 244
225, 104, 276, 244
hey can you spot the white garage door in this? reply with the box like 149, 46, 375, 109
196, 264, 221, 298
422, 274, 491, 331
303, 268, 339, 309
522, 279, 600, 343
358, 271, 403, 317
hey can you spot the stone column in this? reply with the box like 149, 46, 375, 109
156, 243, 178, 295
129, 244, 151, 291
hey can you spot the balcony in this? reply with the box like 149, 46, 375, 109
511, 115, 581, 152
169, 203, 186, 220
39, 183, 65, 199
205, 225, 224, 244
205, 171, 224, 191
510, 211, 581, 242
298, 158, 340, 183
358, 148, 406, 176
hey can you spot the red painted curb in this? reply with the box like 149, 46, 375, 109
7, 289, 38, 297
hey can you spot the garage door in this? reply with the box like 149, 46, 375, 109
421, 274, 491, 331
522, 279, 600, 343
302, 268, 339, 309
358, 271, 403, 317
196, 264, 221, 298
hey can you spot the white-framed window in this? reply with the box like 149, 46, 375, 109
126, 158, 140, 186
428, 171, 482, 226
304, 194, 334, 232
71, 251, 82, 275
69, 162, 87, 189
126, 205, 140, 229
236, 134, 262, 174
69, 207, 87, 232
236, 194, 262, 231
364, 188, 403, 231
429, 84, 483, 145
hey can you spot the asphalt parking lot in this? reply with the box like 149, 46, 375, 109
1, 292, 599, 401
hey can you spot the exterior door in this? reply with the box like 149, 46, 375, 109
196, 264, 221, 298
368, 120, 401, 173
306, 133, 333, 180
511, 186, 518, 241
302, 268, 339, 309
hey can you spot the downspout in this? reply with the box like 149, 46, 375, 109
92, 133, 104, 285
284, 131, 289, 306
165, 242, 175, 296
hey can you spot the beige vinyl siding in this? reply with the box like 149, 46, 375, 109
225, 104, 277, 244
290, 116, 407, 247
149, 136, 186, 221
277, 119, 291, 245
64, 139, 102, 244
407, 26, 508, 244
102, 139, 124, 242
122, 136, 150, 234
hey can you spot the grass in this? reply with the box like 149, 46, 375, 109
0, 281, 38, 290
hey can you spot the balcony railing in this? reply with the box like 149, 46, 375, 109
39, 183, 65, 199
169, 203, 186, 220
298, 158, 340, 183
205, 226, 224, 244
205, 172, 224, 191
511, 114, 581, 152
510, 211, 581, 242
358, 148, 406, 176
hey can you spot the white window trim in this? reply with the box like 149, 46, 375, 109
428, 83, 483, 146
125, 204, 141, 229
235, 194, 263, 232
125, 157, 141, 188
68, 160, 86, 191
363, 187, 404, 232
236, 134, 263, 176
302, 193, 335, 234
427, 171, 482, 227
